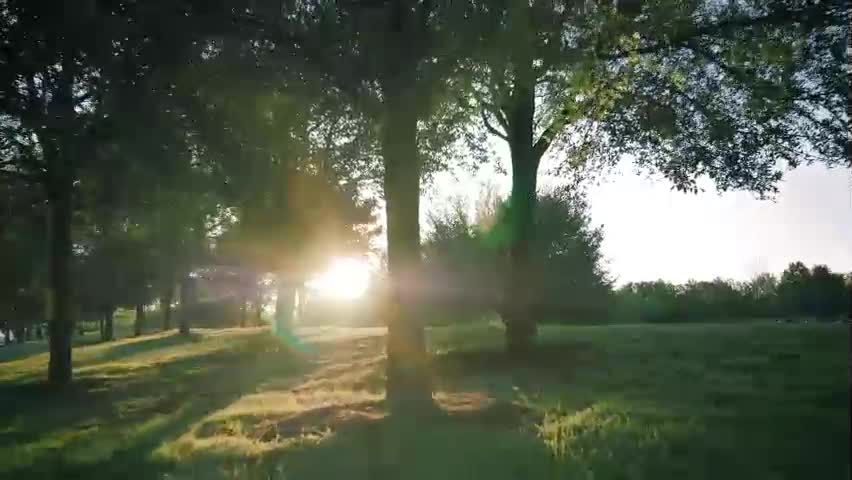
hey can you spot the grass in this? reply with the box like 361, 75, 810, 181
0, 321, 848, 479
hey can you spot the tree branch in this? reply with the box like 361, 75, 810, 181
604, 4, 837, 60
533, 111, 568, 161
480, 109, 507, 141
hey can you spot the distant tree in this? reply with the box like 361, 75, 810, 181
809, 265, 847, 318
778, 261, 812, 317
618, 280, 680, 323
613, 263, 847, 323
0, 182, 46, 343
742, 273, 780, 318
677, 279, 746, 320
423, 186, 611, 322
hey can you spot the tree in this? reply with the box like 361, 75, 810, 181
1, 0, 247, 381
237, 0, 479, 405
809, 265, 847, 318
187, 44, 377, 338
778, 261, 812, 316
742, 273, 780, 318
423, 186, 611, 323
0, 1, 108, 382
469, 0, 849, 352
525, 187, 612, 320
0, 183, 46, 343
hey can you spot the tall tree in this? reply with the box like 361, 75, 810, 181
0, 0, 106, 383
1, 0, 240, 381
470, 0, 849, 352
238, 0, 479, 405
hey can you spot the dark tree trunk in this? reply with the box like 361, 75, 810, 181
162, 284, 174, 331
134, 304, 145, 336
36, 324, 43, 340
382, 89, 430, 407
502, 59, 541, 355
45, 43, 76, 386
45, 153, 74, 385
102, 307, 114, 341
25, 327, 33, 341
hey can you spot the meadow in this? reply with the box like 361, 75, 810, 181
0, 320, 848, 479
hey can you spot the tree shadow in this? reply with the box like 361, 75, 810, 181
170, 394, 549, 480
0, 333, 320, 479
0, 330, 129, 365
431, 341, 602, 387
76, 332, 203, 367
0, 341, 49, 363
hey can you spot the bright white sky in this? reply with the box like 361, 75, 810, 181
422, 145, 852, 286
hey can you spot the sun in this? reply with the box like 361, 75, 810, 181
307, 257, 371, 300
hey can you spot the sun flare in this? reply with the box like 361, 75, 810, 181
307, 257, 371, 300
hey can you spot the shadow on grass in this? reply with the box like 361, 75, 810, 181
0, 341, 49, 363
0, 331, 121, 364
0, 332, 319, 479
77, 332, 203, 367
172, 396, 548, 480
431, 341, 602, 391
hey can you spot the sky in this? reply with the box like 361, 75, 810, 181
423, 148, 852, 285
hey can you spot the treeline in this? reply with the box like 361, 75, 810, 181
612, 263, 851, 323
423, 188, 851, 326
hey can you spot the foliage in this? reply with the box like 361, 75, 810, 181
614, 262, 849, 323
0, 182, 46, 335
423, 186, 612, 322
471, 0, 849, 187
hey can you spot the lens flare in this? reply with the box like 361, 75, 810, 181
306, 257, 370, 300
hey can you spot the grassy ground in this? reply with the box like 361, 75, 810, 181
0, 321, 848, 479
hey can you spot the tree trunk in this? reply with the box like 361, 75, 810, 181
45, 42, 76, 386
45, 152, 74, 385
102, 307, 114, 341
162, 284, 173, 331
178, 277, 195, 336
502, 61, 541, 355
239, 297, 248, 328
134, 304, 145, 336
382, 89, 430, 407
274, 276, 295, 336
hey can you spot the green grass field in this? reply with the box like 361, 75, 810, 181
0, 321, 848, 479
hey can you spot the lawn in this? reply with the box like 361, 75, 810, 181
0, 321, 848, 479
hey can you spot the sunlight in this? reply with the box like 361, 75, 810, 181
306, 257, 370, 300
